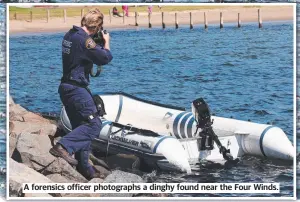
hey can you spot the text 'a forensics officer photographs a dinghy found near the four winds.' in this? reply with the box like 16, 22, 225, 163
7, 3, 297, 200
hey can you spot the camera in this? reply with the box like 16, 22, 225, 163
90, 29, 107, 77
93, 29, 107, 47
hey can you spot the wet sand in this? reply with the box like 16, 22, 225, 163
9, 6, 294, 34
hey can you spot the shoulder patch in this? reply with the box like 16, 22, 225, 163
85, 38, 97, 49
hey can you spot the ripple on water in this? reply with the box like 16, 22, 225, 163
150, 58, 163, 63
254, 110, 270, 116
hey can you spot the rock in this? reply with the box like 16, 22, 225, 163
101, 170, 144, 197
63, 193, 100, 197
151, 193, 169, 197
10, 121, 57, 137
47, 174, 85, 198
9, 135, 18, 158
9, 131, 18, 139
24, 193, 53, 197
50, 177, 101, 197
88, 153, 111, 178
9, 180, 23, 197
9, 96, 56, 137
46, 158, 87, 183
22, 112, 51, 124
104, 154, 139, 170
9, 97, 27, 117
103, 170, 144, 183
63, 178, 104, 197
89, 178, 104, 184
9, 96, 49, 124
89, 153, 110, 170
9, 96, 151, 198
133, 193, 169, 197
9, 121, 15, 133
14, 132, 56, 169
46, 174, 75, 183
93, 165, 111, 179
9, 96, 15, 105
10, 111, 50, 124
9, 159, 53, 197
15, 132, 87, 182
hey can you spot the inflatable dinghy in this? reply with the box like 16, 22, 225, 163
59, 92, 294, 172
60, 111, 193, 173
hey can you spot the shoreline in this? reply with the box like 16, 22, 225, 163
9, 20, 293, 36
9, 6, 293, 35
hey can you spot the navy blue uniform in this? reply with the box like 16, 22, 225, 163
58, 26, 112, 177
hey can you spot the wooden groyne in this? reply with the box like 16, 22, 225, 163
11, 8, 267, 29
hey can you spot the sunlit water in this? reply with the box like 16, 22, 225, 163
10, 21, 294, 197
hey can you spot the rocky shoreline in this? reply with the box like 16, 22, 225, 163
9, 96, 165, 197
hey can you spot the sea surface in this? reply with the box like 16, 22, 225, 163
9, 21, 294, 197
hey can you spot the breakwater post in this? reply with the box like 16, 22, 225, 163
258, 9, 262, 28
109, 9, 112, 24
148, 13, 152, 28
135, 12, 138, 26
81, 9, 84, 19
175, 12, 178, 29
220, 12, 223, 29
238, 13, 241, 28
204, 12, 208, 29
47, 9, 50, 23
190, 12, 193, 29
30, 11, 33, 22
162, 12, 166, 29
63, 9, 66, 23
123, 10, 125, 24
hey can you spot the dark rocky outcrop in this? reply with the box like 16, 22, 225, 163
9, 96, 149, 198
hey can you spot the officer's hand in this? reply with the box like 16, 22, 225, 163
102, 31, 110, 50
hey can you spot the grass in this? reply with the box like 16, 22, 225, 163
9, 5, 264, 20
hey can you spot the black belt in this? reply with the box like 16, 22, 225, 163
61, 80, 94, 97
61, 80, 88, 89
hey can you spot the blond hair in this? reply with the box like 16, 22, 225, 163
81, 8, 104, 32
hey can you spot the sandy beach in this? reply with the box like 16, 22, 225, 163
9, 6, 294, 34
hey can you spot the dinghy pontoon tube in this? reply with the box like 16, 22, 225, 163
60, 109, 193, 173
59, 92, 294, 172
97, 92, 294, 161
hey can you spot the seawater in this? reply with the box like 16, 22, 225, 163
10, 22, 294, 197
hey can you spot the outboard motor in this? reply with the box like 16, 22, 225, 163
192, 98, 214, 151
192, 98, 238, 163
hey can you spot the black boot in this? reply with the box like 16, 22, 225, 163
49, 144, 78, 166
